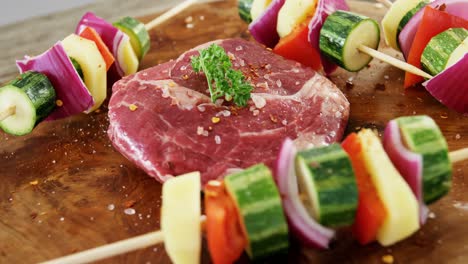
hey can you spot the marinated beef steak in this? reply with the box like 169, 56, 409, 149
108, 38, 349, 184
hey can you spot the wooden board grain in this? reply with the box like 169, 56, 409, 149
0, 0, 467, 263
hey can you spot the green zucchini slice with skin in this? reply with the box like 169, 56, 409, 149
296, 143, 358, 227
113, 17, 150, 61
319, 10, 380, 72
224, 164, 289, 260
69, 57, 85, 81
397, 0, 429, 39
396, 116, 452, 204
238, 0, 254, 23
0, 71, 56, 136
421, 28, 468, 76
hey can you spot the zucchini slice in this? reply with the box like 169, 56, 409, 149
62, 34, 107, 113
421, 28, 468, 76
0, 71, 56, 136
396, 116, 452, 204
69, 57, 84, 81
238, 0, 254, 23
161, 172, 201, 264
320, 11, 380, 72
224, 164, 289, 260
113, 17, 150, 61
381, 0, 426, 50
296, 143, 358, 227
396, 0, 429, 39
357, 129, 419, 246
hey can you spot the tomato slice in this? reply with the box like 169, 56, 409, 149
342, 133, 387, 245
204, 181, 247, 264
404, 6, 468, 88
79, 26, 115, 71
273, 20, 322, 71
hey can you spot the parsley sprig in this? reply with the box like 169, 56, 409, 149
191, 44, 253, 107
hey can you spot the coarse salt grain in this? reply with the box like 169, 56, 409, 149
186, 23, 194, 29
236, 46, 243, 51
108, 204, 115, 211
276, 79, 282, 88
184, 16, 193, 23
197, 104, 206, 112
215, 135, 221, 145
197, 126, 204, 135
124, 208, 136, 215
216, 110, 231, 117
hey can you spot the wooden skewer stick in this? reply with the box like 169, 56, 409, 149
40, 216, 206, 264
450, 148, 468, 163
358, 44, 433, 79
145, 0, 222, 31
40, 231, 164, 264
376, 0, 393, 8
145, 0, 198, 31
0, 105, 15, 122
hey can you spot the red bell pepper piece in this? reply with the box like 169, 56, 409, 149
404, 6, 468, 88
204, 181, 247, 264
342, 133, 387, 245
273, 21, 322, 71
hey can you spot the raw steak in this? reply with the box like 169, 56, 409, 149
108, 38, 349, 184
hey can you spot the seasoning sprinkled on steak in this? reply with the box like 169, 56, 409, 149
108, 38, 349, 184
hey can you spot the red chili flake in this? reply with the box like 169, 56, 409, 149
270, 114, 278, 123
123, 200, 137, 208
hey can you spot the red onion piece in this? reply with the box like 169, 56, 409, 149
383, 120, 428, 225
274, 138, 335, 249
399, 0, 468, 58
423, 53, 468, 114
308, 0, 349, 75
76, 12, 126, 77
248, 0, 286, 48
16, 42, 94, 120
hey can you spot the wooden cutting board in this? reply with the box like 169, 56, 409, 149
1, 0, 467, 263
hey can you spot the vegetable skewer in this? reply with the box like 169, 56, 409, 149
0, 0, 218, 136
41, 124, 468, 264
319, 10, 432, 78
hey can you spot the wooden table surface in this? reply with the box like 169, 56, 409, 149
1, 0, 467, 263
